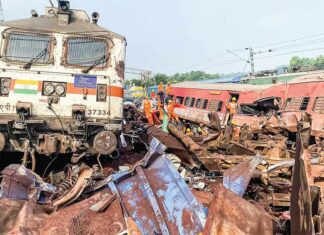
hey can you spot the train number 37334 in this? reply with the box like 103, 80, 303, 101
87, 109, 108, 116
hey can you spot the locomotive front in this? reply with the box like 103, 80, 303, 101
0, 2, 126, 163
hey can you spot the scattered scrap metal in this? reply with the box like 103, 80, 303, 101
0, 102, 323, 235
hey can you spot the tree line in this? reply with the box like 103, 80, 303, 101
125, 71, 243, 87
125, 55, 324, 87
289, 55, 324, 71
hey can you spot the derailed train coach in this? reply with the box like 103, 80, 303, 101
0, 2, 126, 161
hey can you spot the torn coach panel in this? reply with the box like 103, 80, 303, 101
108, 152, 207, 234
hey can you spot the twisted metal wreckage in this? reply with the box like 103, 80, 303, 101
0, 102, 323, 234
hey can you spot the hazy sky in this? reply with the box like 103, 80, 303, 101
3, 0, 324, 78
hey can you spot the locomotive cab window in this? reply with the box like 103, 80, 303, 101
2, 31, 53, 64
64, 37, 109, 68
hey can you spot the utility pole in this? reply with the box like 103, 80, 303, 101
125, 67, 153, 96
246, 47, 255, 75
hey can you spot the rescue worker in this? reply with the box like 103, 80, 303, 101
158, 82, 164, 93
198, 123, 209, 137
143, 96, 154, 125
186, 128, 194, 136
167, 99, 179, 123
226, 97, 238, 123
157, 97, 164, 121
150, 89, 156, 99
165, 82, 173, 103
157, 82, 165, 102
166, 82, 173, 96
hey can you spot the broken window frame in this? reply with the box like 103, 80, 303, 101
196, 98, 202, 108
190, 98, 196, 107
202, 99, 209, 109
184, 97, 191, 106
176, 96, 184, 104
312, 97, 324, 114
209, 100, 223, 112
62, 33, 111, 70
1, 29, 55, 65
285, 97, 310, 111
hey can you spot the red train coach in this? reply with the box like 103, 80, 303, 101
172, 75, 324, 137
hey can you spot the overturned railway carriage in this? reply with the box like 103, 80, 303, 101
172, 76, 324, 137
0, 5, 126, 158
172, 82, 270, 124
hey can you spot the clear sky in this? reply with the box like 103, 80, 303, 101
3, 0, 324, 77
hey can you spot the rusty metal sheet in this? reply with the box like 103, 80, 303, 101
108, 154, 206, 235
290, 132, 315, 235
148, 125, 198, 169
226, 141, 256, 156
203, 185, 277, 235
0, 164, 56, 201
0, 190, 127, 235
168, 123, 222, 172
223, 156, 263, 196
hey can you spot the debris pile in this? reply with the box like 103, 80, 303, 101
0, 103, 323, 234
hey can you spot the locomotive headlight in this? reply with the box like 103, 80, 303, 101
1, 86, 9, 95
1, 79, 10, 88
44, 82, 55, 96
98, 85, 106, 93
97, 84, 107, 102
0, 78, 11, 96
55, 83, 66, 96
98, 92, 106, 100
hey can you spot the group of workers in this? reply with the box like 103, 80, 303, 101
143, 82, 179, 125
143, 81, 239, 129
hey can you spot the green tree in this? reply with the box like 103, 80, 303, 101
290, 56, 302, 68
154, 73, 169, 84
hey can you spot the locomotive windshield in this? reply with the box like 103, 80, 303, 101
3, 32, 52, 64
65, 37, 108, 68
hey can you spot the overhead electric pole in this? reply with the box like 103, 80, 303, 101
247, 47, 255, 75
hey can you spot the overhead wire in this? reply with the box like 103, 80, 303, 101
166, 52, 229, 74
167, 33, 324, 74
255, 47, 324, 60
269, 38, 324, 52
201, 59, 244, 70
254, 33, 324, 49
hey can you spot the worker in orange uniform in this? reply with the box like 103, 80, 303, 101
165, 82, 173, 103
150, 89, 156, 99
167, 100, 179, 123
143, 97, 154, 125
157, 82, 165, 103
157, 97, 164, 120
226, 97, 238, 124
166, 82, 173, 96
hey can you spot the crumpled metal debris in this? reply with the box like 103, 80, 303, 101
107, 138, 207, 234
0, 164, 56, 202
291, 131, 322, 235
203, 185, 281, 235
168, 123, 224, 172
0, 101, 322, 235
223, 155, 263, 197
